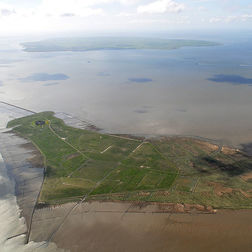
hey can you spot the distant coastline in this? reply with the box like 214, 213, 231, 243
21, 37, 221, 52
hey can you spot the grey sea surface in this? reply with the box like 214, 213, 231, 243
0, 34, 252, 148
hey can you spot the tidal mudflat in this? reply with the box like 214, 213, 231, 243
1, 102, 252, 252
30, 201, 252, 252
5, 109, 252, 252
1, 33, 252, 251
0, 102, 63, 251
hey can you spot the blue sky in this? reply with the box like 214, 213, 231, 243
0, 0, 251, 35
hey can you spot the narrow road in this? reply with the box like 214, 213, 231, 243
0, 100, 36, 114
109, 134, 141, 142
45, 130, 142, 244
132, 142, 146, 153
48, 120, 89, 159
101, 145, 112, 154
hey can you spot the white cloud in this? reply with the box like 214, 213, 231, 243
117, 12, 135, 17
137, 0, 185, 14
39, 0, 105, 17
209, 17, 221, 23
1, 8, 15, 16
0, 0, 105, 19
209, 14, 252, 24
241, 14, 252, 21
192, 0, 210, 2
0, 3, 16, 17
119, 0, 141, 5
40, 0, 140, 14
0, 0, 251, 35
225, 15, 238, 23
198, 6, 206, 11
61, 13, 76, 17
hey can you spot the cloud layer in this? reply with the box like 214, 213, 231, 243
138, 0, 185, 14
0, 0, 251, 34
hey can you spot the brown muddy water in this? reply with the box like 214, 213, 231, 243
1, 102, 252, 252
1, 32, 252, 250
30, 201, 252, 252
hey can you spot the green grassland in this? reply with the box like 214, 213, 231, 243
22, 37, 220, 52
8, 112, 252, 209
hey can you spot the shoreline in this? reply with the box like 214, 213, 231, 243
0, 128, 44, 243
1, 101, 252, 252
35, 199, 217, 214
30, 201, 252, 252
0, 102, 43, 246
2, 100, 249, 153
4, 105, 251, 210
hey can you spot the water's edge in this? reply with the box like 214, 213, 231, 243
0, 102, 64, 251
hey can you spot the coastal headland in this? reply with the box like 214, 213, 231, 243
2, 105, 252, 251
8, 111, 252, 210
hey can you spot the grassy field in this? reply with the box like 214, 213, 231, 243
8, 112, 252, 208
22, 37, 220, 52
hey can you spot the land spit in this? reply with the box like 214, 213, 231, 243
1, 102, 252, 251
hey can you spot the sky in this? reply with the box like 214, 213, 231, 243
0, 0, 251, 35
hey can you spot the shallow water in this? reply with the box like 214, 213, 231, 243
0, 32, 252, 250
0, 33, 252, 147
31, 201, 252, 252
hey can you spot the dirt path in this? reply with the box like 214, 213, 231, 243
43, 121, 143, 244
48, 121, 89, 159
101, 146, 112, 154
132, 142, 147, 153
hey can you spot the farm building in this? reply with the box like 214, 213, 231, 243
35, 120, 45, 126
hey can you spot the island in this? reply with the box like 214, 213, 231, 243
8, 112, 252, 209
21, 37, 220, 52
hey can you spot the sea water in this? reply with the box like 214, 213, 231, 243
0, 31, 252, 250
0, 33, 252, 146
